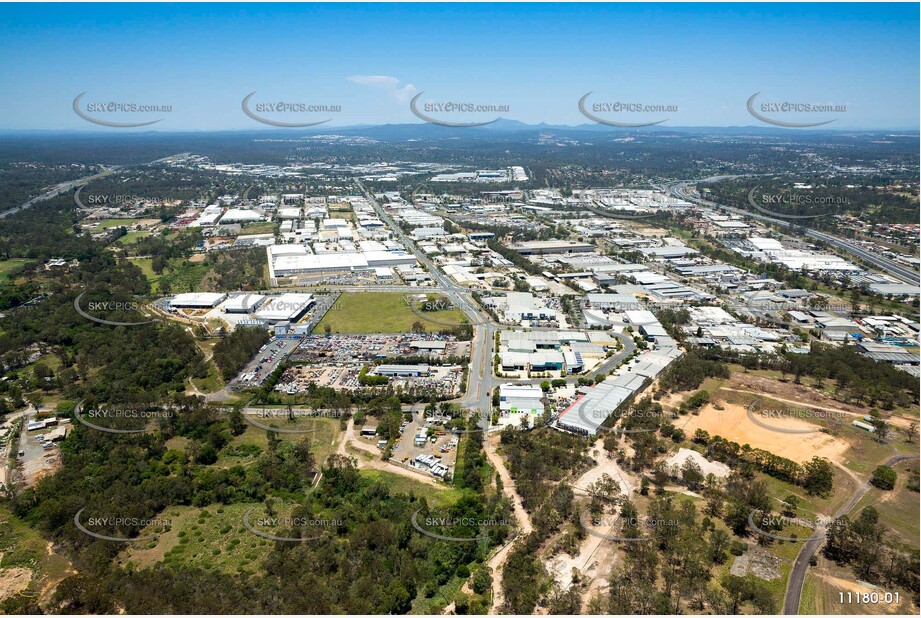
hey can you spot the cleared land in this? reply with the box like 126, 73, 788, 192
313, 292, 467, 334
0, 505, 74, 607
0, 258, 29, 281
677, 398, 850, 465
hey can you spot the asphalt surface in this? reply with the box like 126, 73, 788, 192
356, 181, 641, 435
668, 180, 920, 286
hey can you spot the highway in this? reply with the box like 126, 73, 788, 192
668, 181, 920, 287
1, 167, 119, 219
1, 152, 192, 220
356, 181, 497, 432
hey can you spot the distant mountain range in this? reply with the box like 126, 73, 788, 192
1, 120, 917, 140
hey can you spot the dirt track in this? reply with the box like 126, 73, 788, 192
338, 418, 446, 489
483, 434, 533, 613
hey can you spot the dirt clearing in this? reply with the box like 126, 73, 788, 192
677, 401, 850, 464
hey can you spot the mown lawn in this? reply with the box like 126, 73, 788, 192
314, 292, 467, 334
0, 258, 29, 281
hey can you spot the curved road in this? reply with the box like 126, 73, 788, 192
782, 452, 920, 614
668, 180, 919, 286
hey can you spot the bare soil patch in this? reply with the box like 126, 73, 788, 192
677, 401, 850, 465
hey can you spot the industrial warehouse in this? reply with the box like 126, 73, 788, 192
267, 243, 418, 284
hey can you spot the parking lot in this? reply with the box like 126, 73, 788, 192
290, 333, 468, 364
231, 336, 300, 388
275, 362, 462, 396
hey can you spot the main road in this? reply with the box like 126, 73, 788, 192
667, 180, 920, 287
1, 152, 191, 220
354, 182, 639, 431
356, 180, 497, 433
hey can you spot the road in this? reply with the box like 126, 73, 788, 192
0, 153, 191, 221
1, 168, 119, 219
356, 181, 496, 428
668, 180, 920, 286
782, 452, 920, 615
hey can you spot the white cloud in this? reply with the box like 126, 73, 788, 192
347, 75, 417, 102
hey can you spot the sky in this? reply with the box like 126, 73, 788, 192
0, 2, 918, 131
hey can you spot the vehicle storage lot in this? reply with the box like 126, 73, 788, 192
290, 333, 468, 363
379, 412, 460, 479
275, 333, 468, 396
231, 336, 300, 388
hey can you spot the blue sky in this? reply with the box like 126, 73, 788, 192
0, 2, 917, 130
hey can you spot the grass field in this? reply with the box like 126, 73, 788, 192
118, 503, 275, 576
92, 218, 142, 230
130, 256, 209, 294
115, 231, 150, 244
852, 459, 920, 550
219, 416, 341, 470
359, 468, 461, 509
0, 258, 29, 282
313, 292, 468, 334
239, 222, 279, 235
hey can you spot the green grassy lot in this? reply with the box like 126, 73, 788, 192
130, 256, 209, 294
190, 366, 224, 394
851, 459, 920, 551
239, 222, 279, 235
219, 416, 340, 470
188, 340, 224, 394
799, 572, 819, 614
91, 218, 142, 230
0, 258, 29, 281
118, 465, 463, 579
118, 503, 274, 576
731, 365, 918, 420
115, 231, 150, 244
756, 465, 860, 522
313, 292, 468, 334
359, 469, 462, 509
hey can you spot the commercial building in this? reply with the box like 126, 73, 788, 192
510, 240, 595, 255
373, 364, 431, 377
220, 209, 264, 223
170, 292, 227, 309
498, 384, 544, 416
222, 294, 267, 313
254, 293, 315, 322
